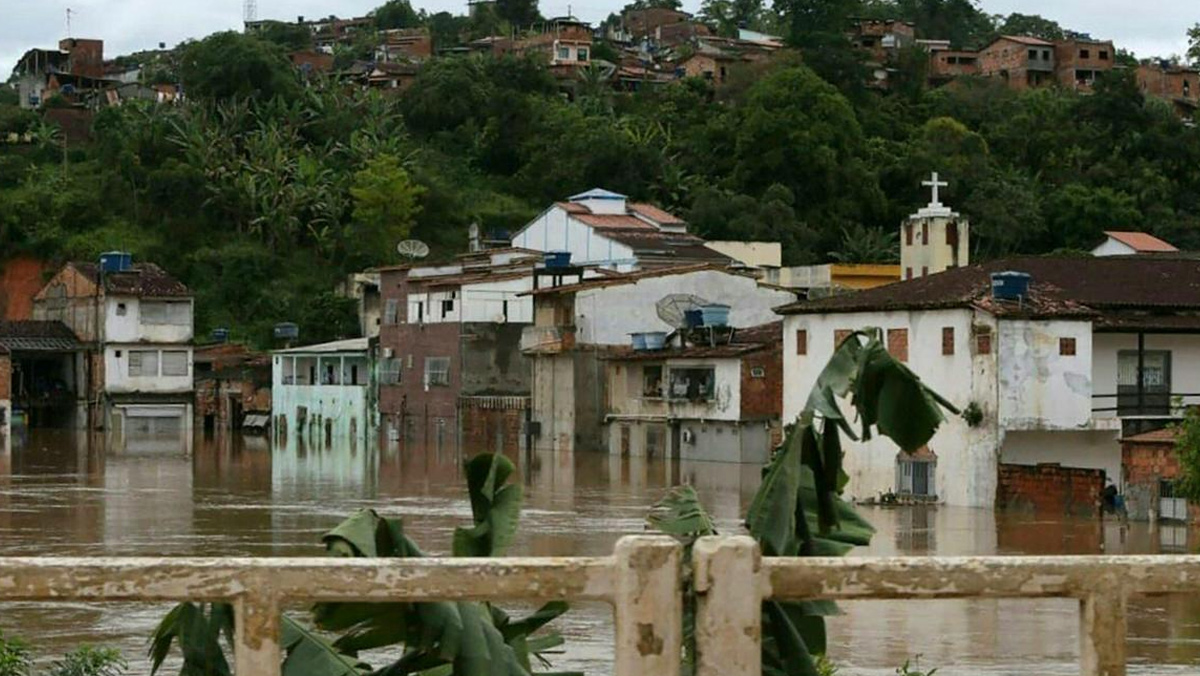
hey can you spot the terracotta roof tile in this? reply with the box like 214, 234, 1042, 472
0, 320, 81, 352
629, 202, 685, 225
574, 214, 658, 230
74, 262, 190, 298
1121, 427, 1179, 444
1104, 231, 1178, 253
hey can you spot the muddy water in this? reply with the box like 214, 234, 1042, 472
1, 430, 1199, 675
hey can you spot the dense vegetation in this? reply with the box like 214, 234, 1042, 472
3, 0, 1200, 347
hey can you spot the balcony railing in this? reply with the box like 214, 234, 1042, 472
3, 536, 1196, 675
1092, 392, 1200, 417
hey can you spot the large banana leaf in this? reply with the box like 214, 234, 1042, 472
649, 326, 957, 676
149, 602, 234, 676
452, 453, 524, 557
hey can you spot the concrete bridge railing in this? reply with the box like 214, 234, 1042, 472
2, 535, 1192, 676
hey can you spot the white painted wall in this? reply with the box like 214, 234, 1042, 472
105, 346, 193, 394
1000, 430, 1121, 483
1091, 238, 1137, 257
104, 297, 193, 344
608, 357, 743, 422
997, 319, 1093, 430
899, 213, 970, 279
704, 241, 782, 268
271, 352, 370, 443
575, 270, 794, 345
1092, 333, 1200, 420
511, 206, 636, 269
782, 308, 1000, 508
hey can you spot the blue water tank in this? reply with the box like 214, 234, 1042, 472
544, 251, 572, 268
211, 328, 230, 343
700, 304, 732, 327
99, 251, 132, 273
643, 331, 667, 350
684, 309, 704, 328
991, 271, 1031, 301
630, 332, 649, 351
274, 322, 300, 340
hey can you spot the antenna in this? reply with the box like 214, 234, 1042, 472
396, 239, 431, 261
244, 0, 258, 23
66, 8, 75, 37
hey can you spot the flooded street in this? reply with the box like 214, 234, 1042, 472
2, 430, 1200, 675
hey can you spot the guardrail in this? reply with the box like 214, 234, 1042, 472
4, 536, 1196, 676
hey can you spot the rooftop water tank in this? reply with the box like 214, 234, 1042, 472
211, 328, 230, 343
630, 332, 649, 351
991, 271, 1031, 301
99, 251, 132, 273
700, 304, 731, 327
643, 331, 667, 350
544, 251, 572, 269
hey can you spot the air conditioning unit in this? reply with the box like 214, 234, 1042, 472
382, 348, 394, 358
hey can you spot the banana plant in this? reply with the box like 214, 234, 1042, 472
150, 454, 575, 676
647, 328, 958, 676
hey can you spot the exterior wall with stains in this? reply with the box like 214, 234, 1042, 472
900, 212, 970, 280
997, 319, 1093, 430
783, 308, 1001, 507
574, 271, 794, 346
607, 358, 742, 422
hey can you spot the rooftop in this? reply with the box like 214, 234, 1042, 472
1103, 231, 1179, 253
607, 321, 782, 360
74, 262, 190, 298
273, 337, 369, 355
776, 256, 1200, 325
525, 263, 754, 296
0, 320, 82, 352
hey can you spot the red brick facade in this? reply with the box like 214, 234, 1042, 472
1054, 39, 1115, 91
460, 401, 527, 454
0, 351, 11, 403
740, 342, 781, 421
997, 463, 1104, 517
1121, 428, 1200, 522
979, 36, 1056, 91
1137, 64, 1200, 117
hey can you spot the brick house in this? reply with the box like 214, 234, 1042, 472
922, 41, 980, 83
979, 35, 1056, 91
1137, 63, 1200, 120
377, 250, 557, 454
603, 322, 783, 463
848, 19, 916, 65
1054, 38, 1115, 92
515, 18, 593, 70
622, 7, 691, 41
194, 343, 271, 434
1121, 427, 1199, 522
523, 265, 796, 454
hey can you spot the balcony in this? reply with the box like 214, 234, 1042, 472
521, 325, 576, 355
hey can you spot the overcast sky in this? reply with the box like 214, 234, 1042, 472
3, 0, 1195, 78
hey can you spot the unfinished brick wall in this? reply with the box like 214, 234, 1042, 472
460, 401, 527, 455
996, 463, 1104, 517
0, 352, 11, 404
740, 344, 781, 421
1121, 431, 1200, 522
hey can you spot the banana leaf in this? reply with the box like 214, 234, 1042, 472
149, 602, 233, 676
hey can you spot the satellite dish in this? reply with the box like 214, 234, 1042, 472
397, 239, 430, 261
656, 294, 710, 330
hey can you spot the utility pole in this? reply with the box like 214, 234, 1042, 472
66, 8, 74, 37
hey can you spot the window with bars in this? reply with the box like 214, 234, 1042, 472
128, 350, 159, 377
141, 301, 191, 325
384, 299, 399, 325
425, 357, 451, 387
381, 358, 403, 385
161, 351, 189, 376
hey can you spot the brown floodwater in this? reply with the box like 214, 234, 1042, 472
1, 429, 1200, 675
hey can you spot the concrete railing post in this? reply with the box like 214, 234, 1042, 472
1080, 589, 1126, 676
613, 535, 682, 676
693, 536, 763, 676
234, 591, 282, 676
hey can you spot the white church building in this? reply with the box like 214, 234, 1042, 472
777, 179, 1200, 508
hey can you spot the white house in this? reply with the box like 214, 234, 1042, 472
33, 259, 195, 451
777, 256, 1200, 508
523, 264, 797, 454
272, 338, 371, 445
510, 188, 730, 271
1091, 231, 1178, 257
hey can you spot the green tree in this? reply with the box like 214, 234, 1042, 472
1043, 183, 1142, 251
178, 32, 300, 101
374, 0, 421, 29
349, 154, 425, 264
1188, 23, 1200, 65
997, 13, 1064, 41
496, 0, 540, 27
255, 21, 314, 51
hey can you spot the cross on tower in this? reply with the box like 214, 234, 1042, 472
922, 172, 948, 208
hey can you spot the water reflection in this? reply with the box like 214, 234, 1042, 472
0, 430, 1198, 675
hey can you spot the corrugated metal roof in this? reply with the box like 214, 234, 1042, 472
0, 320, 81, 352
273, 337, 369, 355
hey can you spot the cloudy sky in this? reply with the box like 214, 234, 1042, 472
3, 0, 1195, 77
